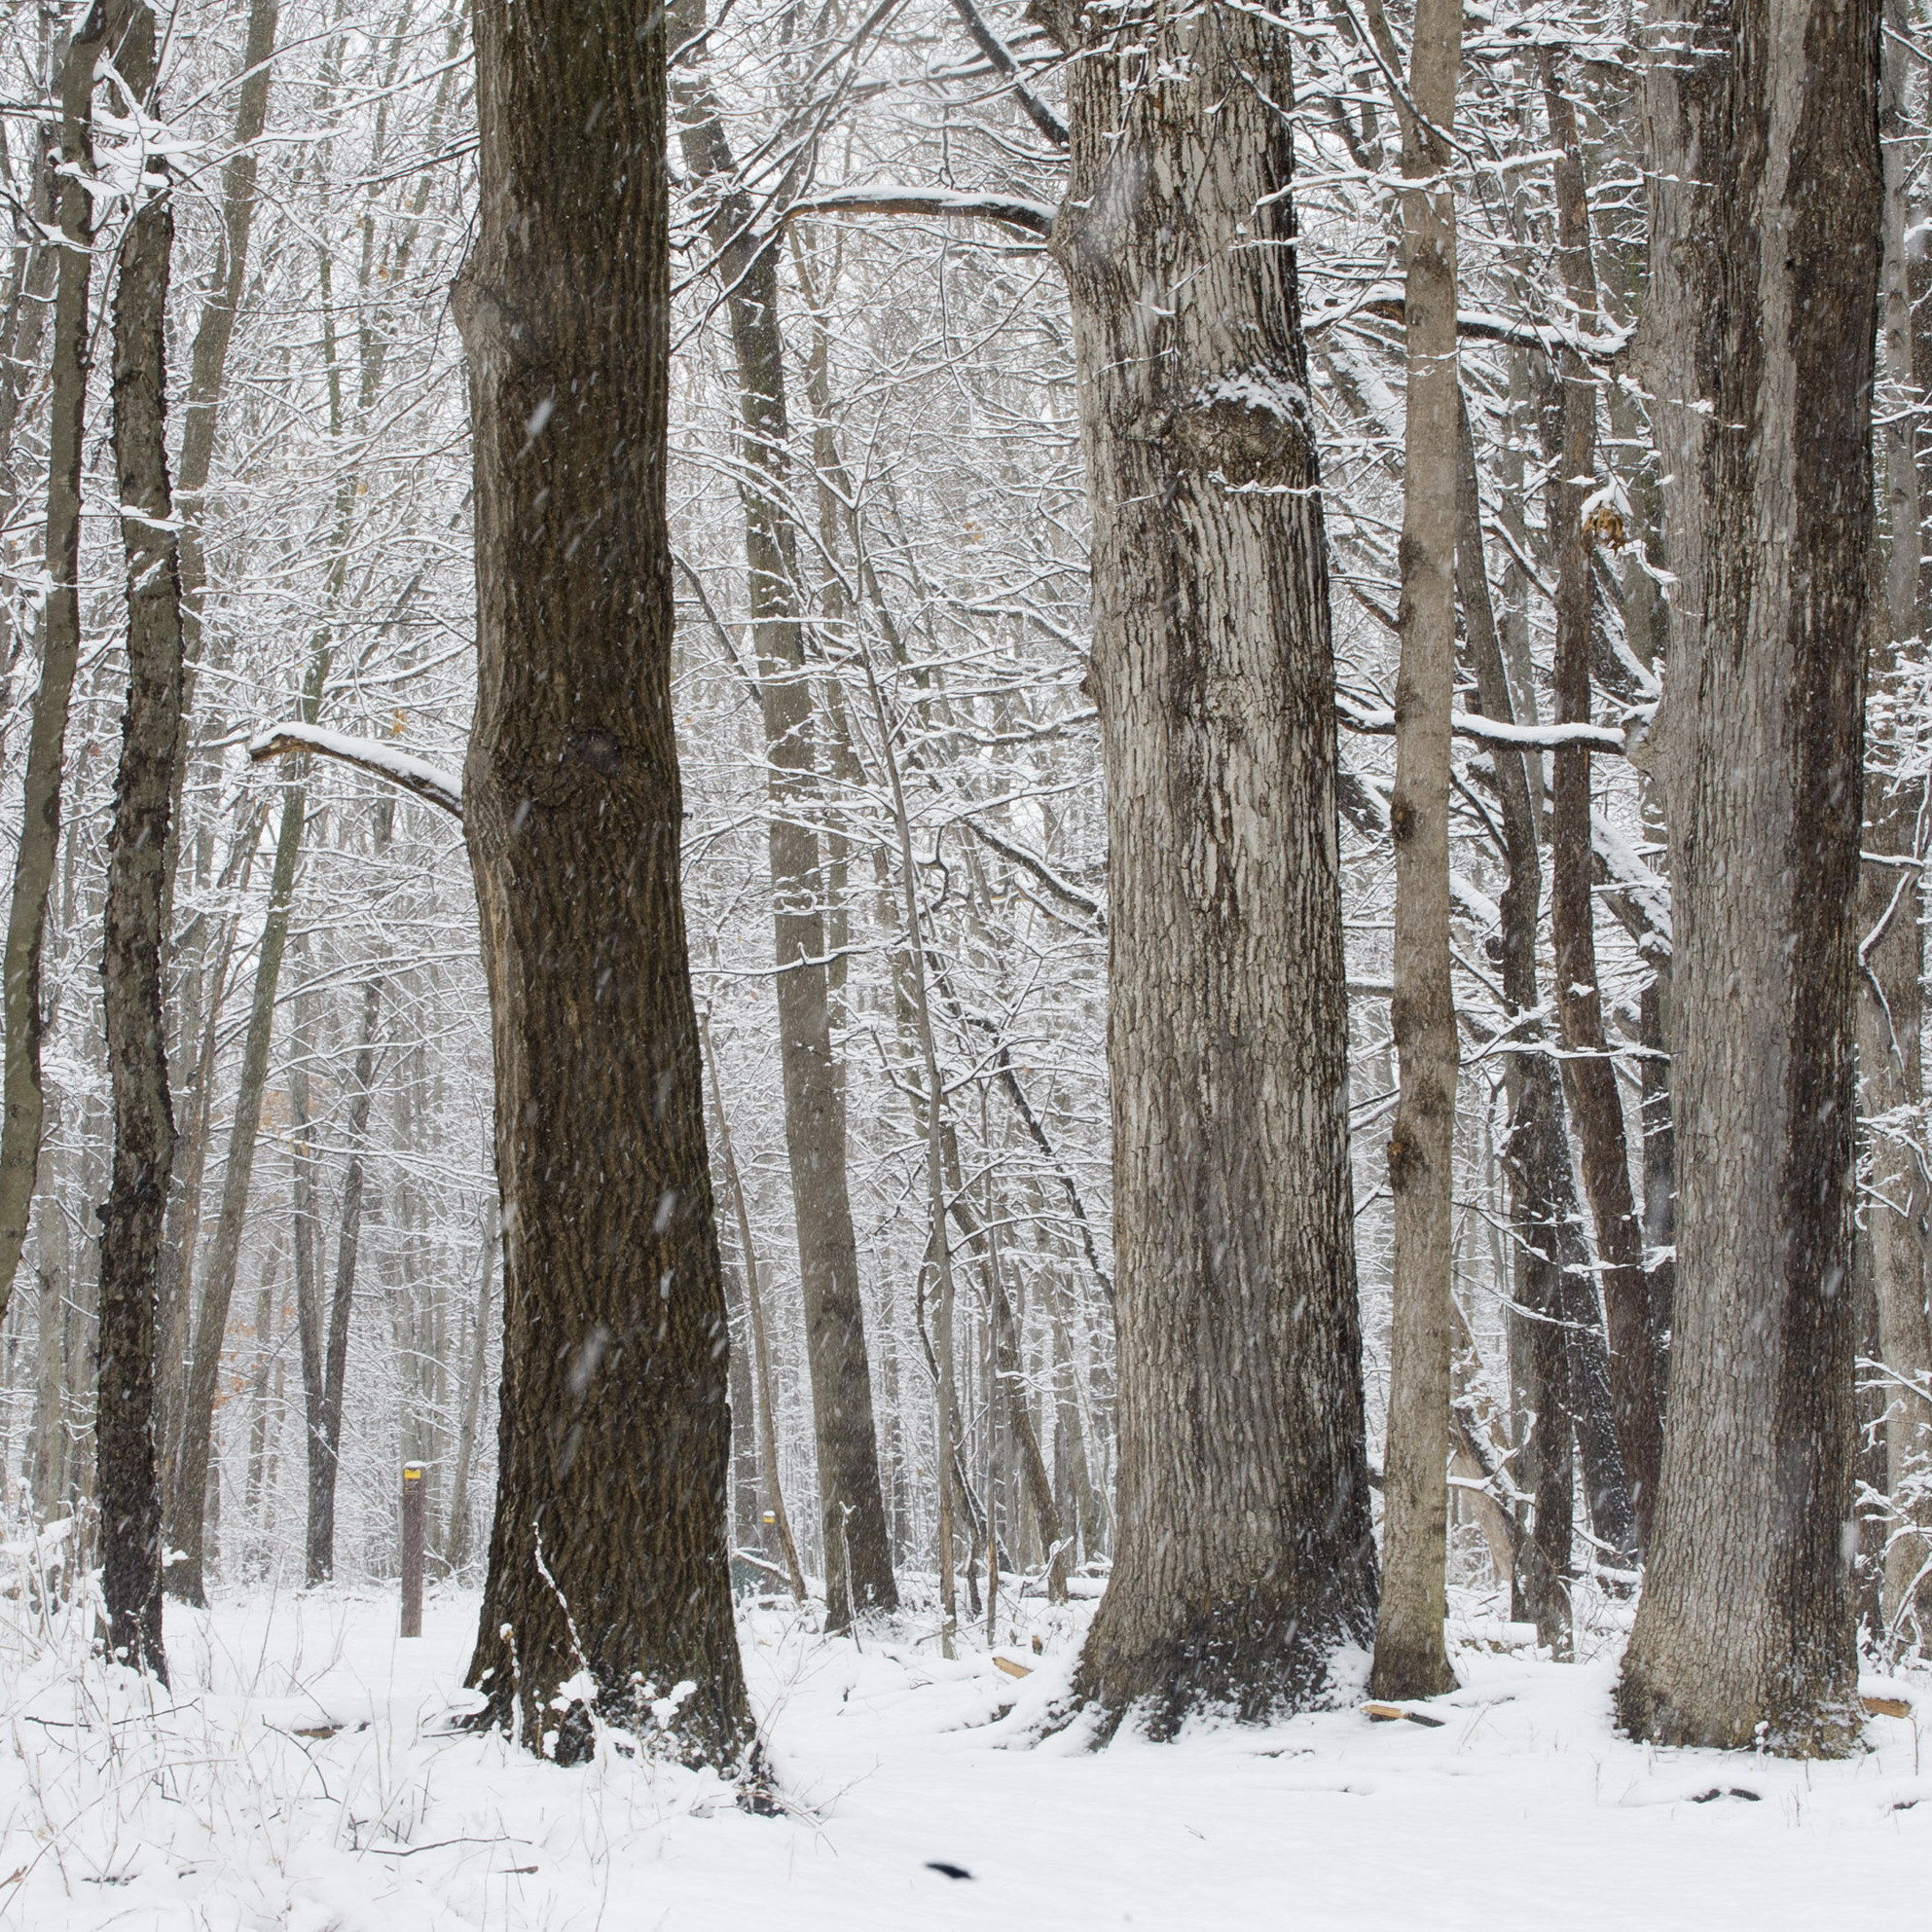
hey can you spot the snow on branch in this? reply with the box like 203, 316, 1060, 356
247, 722, 464, 821
1337, 692, 1628, 754
1307, 289, 1634, 367
783, 186, 1057, 237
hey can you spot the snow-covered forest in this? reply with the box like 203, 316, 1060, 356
0, 0, 1922, 1921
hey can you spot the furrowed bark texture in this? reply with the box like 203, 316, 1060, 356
1860, 0, 1932, 1646
1052, 0, 1378, 1733
671, 18, 897, 1625
0, 13, 106, 1328
96, 0, 178, 1681
1541, 55, 1663, 1549
1618, 0, 1879, 1752
1372, 0, 1463, 1704
455, 0, 754, 1770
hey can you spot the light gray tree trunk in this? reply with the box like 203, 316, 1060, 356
1371, 0, 1463, 1704
1040, 0, 1377, 1732
1618, 0, 1879, 1753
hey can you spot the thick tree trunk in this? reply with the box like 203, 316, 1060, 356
1048, 0, 1377, 1733
1540, 56, 1665, 1548
1858, 0, 1932, 1649
671, 18, 897, 1626
1372, 0, 1463, 1704
94, 0, 179, 1682
0, 14, 107, 1329
1618, 0, 1879, 1753
453, 0, 754, 1771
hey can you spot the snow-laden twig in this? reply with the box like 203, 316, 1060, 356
246, 722, 463, 820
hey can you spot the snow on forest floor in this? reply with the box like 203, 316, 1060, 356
1, 1567, 1927, 1931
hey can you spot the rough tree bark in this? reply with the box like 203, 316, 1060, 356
1043, 0, 1378, 1732
1618, 0, 1879, 1752
0, 9, 107, 1328
1540, 55, 1665, 1547
671, 6, 898, 1626
1858, 0, 1932, 1646
95, 0, 179, 1681
453, 0, 755, 1771
1371, 0, 1463, 1704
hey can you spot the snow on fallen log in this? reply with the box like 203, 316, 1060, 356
246, 721, 463, 820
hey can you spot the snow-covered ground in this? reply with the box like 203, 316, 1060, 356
2, 1566, 1925, 1930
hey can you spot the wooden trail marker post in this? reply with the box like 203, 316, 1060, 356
401, 1461, 425, 1637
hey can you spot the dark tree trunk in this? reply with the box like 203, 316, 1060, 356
1618, 0, 1879, 1753
453, 0, 755, 1771
1540, 56, 1665, 1548
1047, 0, 1377, 1733
95, 0, 178, 1681
670, 11, 897, 1627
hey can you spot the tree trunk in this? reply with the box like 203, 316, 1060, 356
94, 0, 179, 1682
670, 15, 897, 1627
1372, 0, 1463, 1704
1540, 55, 1665, 1548
0, 12, 107, 1329
1045, 0, 1377, 1733
1618, 0, 1878, 1753
453, 0, 754, 1772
